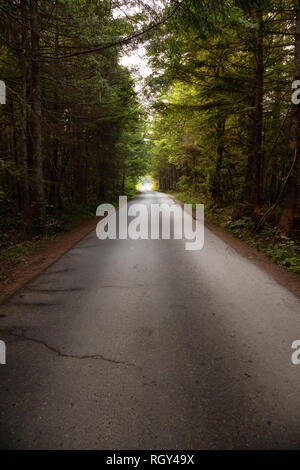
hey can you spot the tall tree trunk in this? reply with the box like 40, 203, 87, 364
279, 0, 300, 236
30, 0, 45, 226
252, 8, 264, 223
267, 90, 282, 203
49, 27, 60, 208
121, 169, 125, 194
10, 101, 21, 208
212, 119, 225, 206
242, 110, 255, 204
20, 0, 30, 220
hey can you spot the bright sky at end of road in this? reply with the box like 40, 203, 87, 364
112, 1, 165, 101
120, 44, 152, 97
120, 45, 152, 80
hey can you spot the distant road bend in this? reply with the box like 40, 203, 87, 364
0, 190, 299, 449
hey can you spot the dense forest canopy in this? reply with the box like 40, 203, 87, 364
0, 0, 299, 246
0, 0, 149, 234
147, 0, 300, 239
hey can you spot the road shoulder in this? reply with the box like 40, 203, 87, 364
167, 193, 300, 300
0, 217, 99, 304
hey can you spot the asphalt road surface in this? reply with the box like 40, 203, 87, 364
0, 191, 299, 449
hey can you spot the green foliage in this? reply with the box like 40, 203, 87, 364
171, 191, 300, 274
124, 180, 138, 199
0, 244, 29, 261
147, 0, 299, 254
0, 0, 149, 237
0, 213, 25, 233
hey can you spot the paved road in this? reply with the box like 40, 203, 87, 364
0, 191, 299, 449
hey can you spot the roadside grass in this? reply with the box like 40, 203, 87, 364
0, 185, 139, 263
0, 203, 94, 264
3, 188, 298, 274
168, 191, 300, 275
0, 243, 30, 261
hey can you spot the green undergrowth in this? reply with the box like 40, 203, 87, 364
0, 242, 30, 261
0, 188, 138, 262
168, 191, 300, 275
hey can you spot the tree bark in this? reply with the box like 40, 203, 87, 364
20, 0, 30, 220
212, 119, 225, 206
30, 0, 45, 226
279, 0, 300, 236
49, 27, 60, 209
252, 8, 264, 223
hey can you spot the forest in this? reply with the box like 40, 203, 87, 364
0, 0, 299, 273
0, 0, 148, 235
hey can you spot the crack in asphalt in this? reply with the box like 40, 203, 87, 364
7, 330, 135, 367
10, 302, 60, 307
41, 269, 71, 276
24, 288, 83, 293
99, 285, 145, 288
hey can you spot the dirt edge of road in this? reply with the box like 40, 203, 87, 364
0, 194, 141, 304
1, 192, 299, 303
0, 217, 100, 304
167, 193, 300, 300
